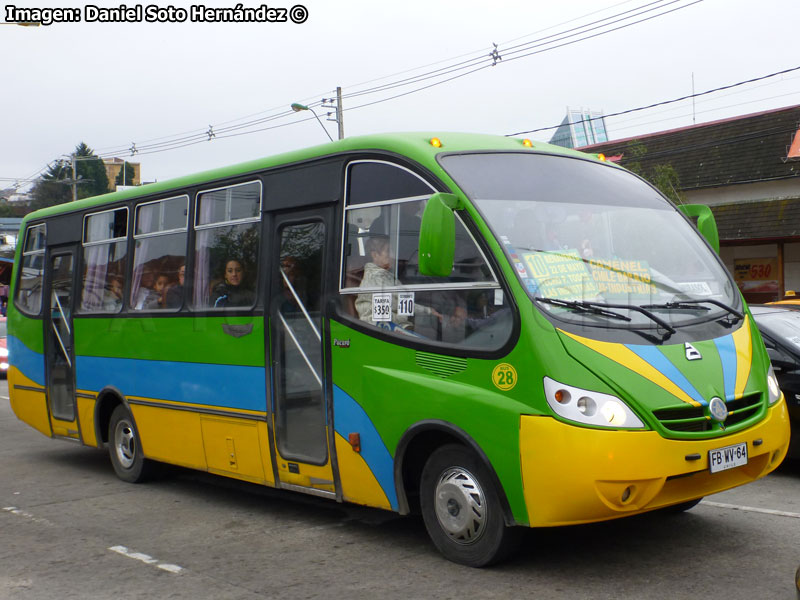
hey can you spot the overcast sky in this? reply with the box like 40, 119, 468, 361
2, 0, 798, 191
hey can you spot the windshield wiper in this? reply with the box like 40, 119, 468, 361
534, 297, 632, 322
536, 297, 678, 335
535, 297, 677, 336
641, 302, 711, 311
642, 298, 743, 322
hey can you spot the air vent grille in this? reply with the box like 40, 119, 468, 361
415, 352, 467, 378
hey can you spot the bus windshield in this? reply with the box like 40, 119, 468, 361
440, 152, 739, 331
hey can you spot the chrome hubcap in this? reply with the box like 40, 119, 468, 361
433, 467, 486, 545
114, 419, 136, 469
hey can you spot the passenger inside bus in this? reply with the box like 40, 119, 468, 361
368, 201, 423, 281
279, 256, 304, 313
355, 235, 440, 329
103, 275, 124, 312
165, 263, 185, 309
143, 273, 170, 310
212, 259, 255, 308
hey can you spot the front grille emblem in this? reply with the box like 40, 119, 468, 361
708, 397, 728, 422
685, 343, 702, 361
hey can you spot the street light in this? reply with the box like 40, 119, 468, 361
290, 102, 334, 143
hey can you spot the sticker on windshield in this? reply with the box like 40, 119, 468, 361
522, 250, 598, 300
522, 251, 656, 302
397, 292, 415, 316
372, 293, 392, 322
586, 258, 654, 298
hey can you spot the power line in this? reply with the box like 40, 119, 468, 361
12, 0, 777, 188
507, 65, 800, 137
341, 1, 704, 115
85, 0, 699, 163
341, 0, 689, 101
610, 90, 800, 135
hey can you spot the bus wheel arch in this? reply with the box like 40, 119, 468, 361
94, 386, 127, 447
94, 388, 152, 483
393, 421, 515, 527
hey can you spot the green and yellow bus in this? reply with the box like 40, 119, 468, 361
8, 133, 791, 566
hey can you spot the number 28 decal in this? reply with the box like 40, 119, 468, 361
492, 363, 518, 391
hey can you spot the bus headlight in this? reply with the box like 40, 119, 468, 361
767, 366, 782, 406
0, 347, 8, 358
544, 377, 645, 429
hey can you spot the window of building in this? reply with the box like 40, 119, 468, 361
79, 208, 128, 313
130, 195, 189, 311
15, 223, 46, 315
193, 181, 261, 309
341, 161, 511, 349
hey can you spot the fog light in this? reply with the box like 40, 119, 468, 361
621, 486, 633, 503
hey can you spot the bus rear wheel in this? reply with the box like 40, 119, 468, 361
108, 405, 151, 483
419, 444, 518, 567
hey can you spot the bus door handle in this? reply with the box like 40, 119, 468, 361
222, 323, 253, 338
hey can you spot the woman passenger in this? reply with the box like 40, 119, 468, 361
211, 259, 255, 307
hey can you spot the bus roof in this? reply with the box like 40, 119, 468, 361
23, 132, 592, 224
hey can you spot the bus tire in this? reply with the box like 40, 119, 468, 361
108, 404, 151, 483
419, 444, 518, 567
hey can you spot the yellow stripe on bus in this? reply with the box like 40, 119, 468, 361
732, 317, 753, 399
559, 330, 702, 407
7, 366, 51, 437
334, 432, 392, 510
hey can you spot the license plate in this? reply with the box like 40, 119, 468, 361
708, 442, 748, 473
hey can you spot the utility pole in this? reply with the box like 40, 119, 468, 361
336, 86, 344, 140
71, 154, 77, 202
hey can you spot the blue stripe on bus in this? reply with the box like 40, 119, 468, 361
75, 356, 267, 412
713, 334, 737, 401
8, 335, 46, 387
624, 344, 708, 406
332, 385, 398, 511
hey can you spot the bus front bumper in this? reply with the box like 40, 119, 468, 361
519, 400, 790, 527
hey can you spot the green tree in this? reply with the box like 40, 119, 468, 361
114, 161, 136, 187
622, 141, 685, 205
30, 142, 110, 210
74, 142, 109, 199
30, 159, 72, 209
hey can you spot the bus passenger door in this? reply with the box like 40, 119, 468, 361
44, 246, 78, 439
267, 211, 335, 498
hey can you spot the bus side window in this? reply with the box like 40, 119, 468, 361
130, 196, 188, 312
15, 224, 46, 315
79, 208, 128, 314
191, 181, 261, 310
340, 160, 511, 350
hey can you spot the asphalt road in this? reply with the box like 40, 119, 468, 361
2, 379, 799, 600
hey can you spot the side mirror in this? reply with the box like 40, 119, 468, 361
418, 192, 461, 277
678, 204, 720, 254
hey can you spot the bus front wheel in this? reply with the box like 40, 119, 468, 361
419, 444, 518, 567
108, 405, 151, 483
